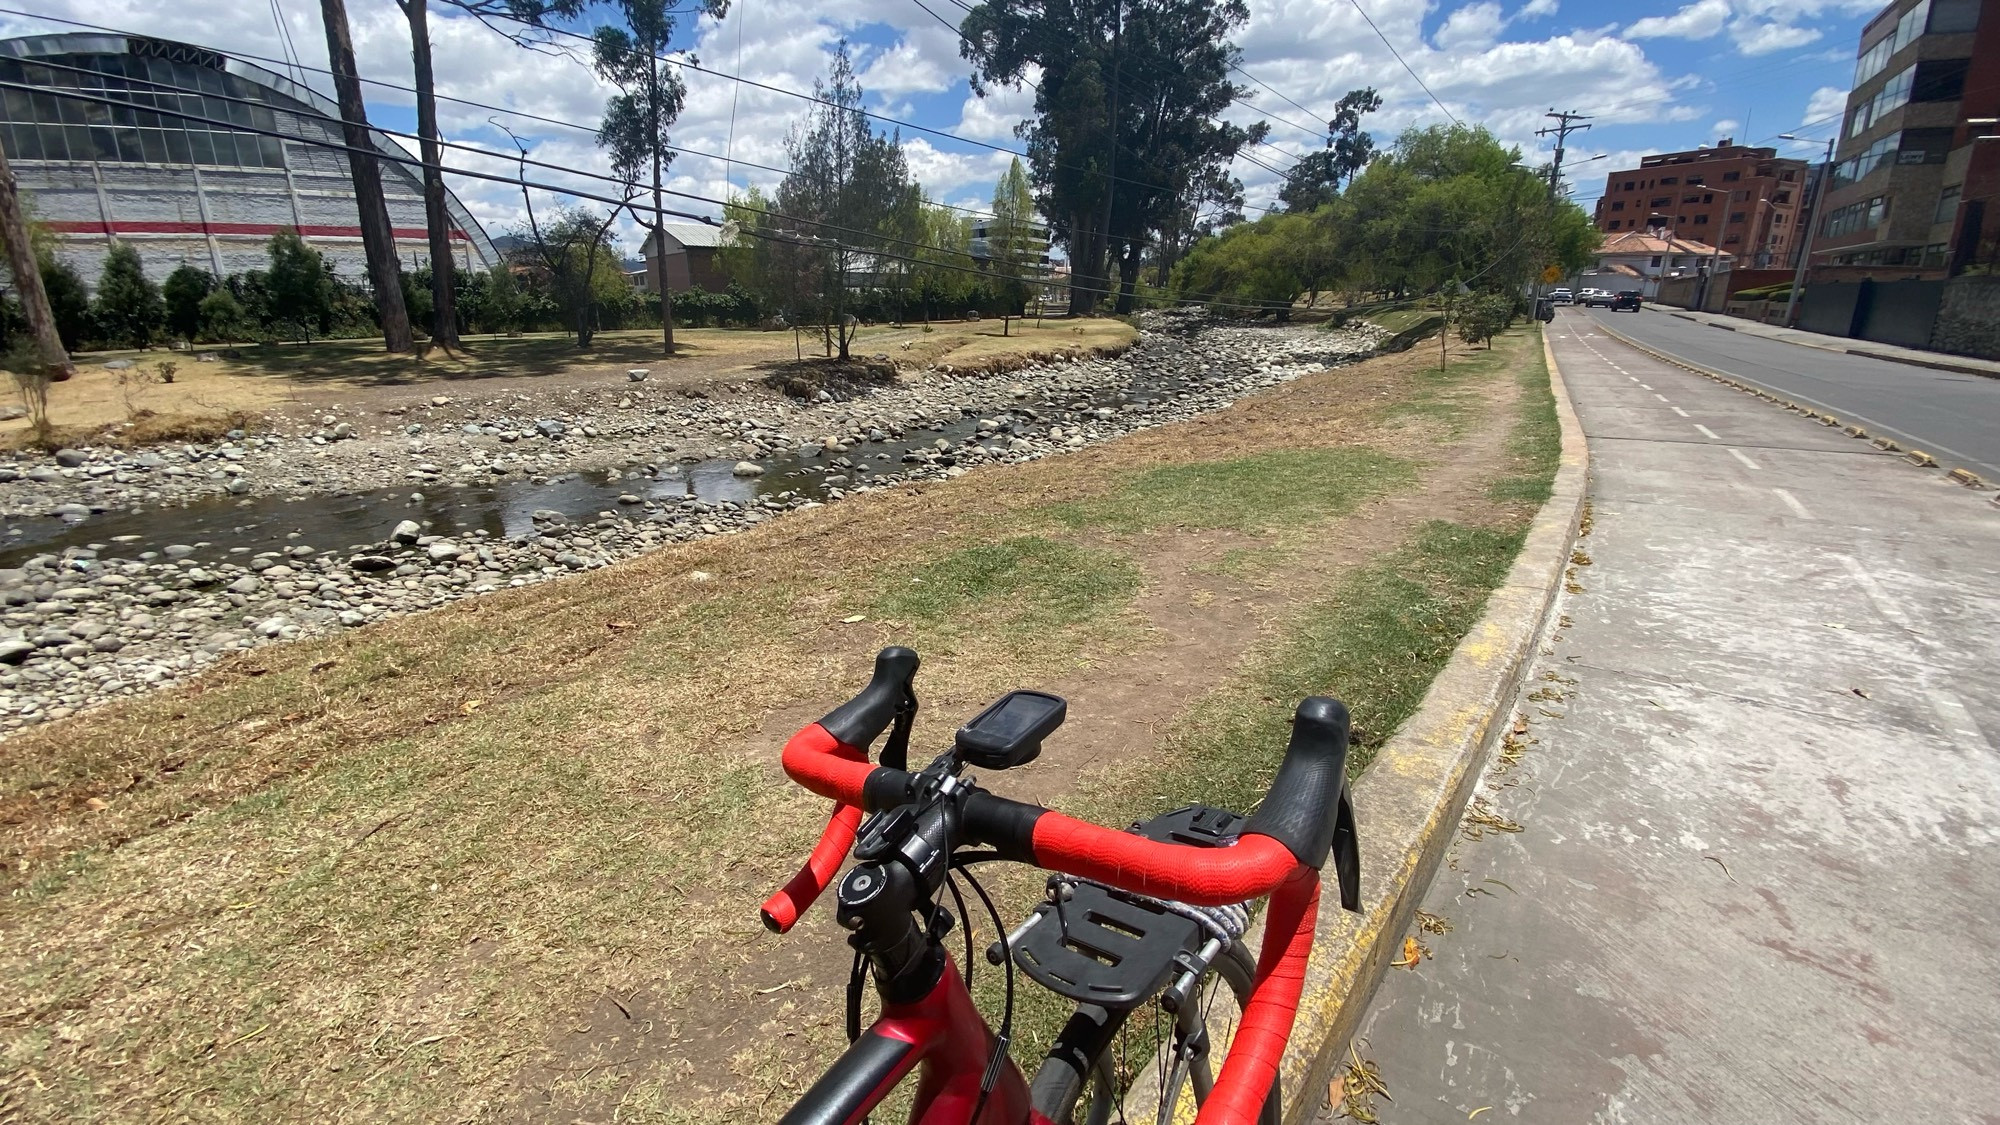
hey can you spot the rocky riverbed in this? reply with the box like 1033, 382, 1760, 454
0, 315, 1384, 735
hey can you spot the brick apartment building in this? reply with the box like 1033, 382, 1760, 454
1809, 0, 1995, 277
1593, 143, 1809, 268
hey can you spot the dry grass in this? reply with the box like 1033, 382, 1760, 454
1, 320, 1134, 450
0, 327, 1546, 1123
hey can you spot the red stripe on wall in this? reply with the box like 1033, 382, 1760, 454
45, 220, 471, 241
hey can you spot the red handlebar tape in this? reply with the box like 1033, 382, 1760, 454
760, 801, 863, 933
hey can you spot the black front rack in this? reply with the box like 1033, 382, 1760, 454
1010, 805, 1243, 1009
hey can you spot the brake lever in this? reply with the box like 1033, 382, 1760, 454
880, 681, 918, 771
1332, 787, 1361, 912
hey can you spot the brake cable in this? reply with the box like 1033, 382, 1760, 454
955, 860, 1014, 1124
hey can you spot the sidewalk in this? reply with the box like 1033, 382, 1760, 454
1660, 306, 2000, 379
1336, 316, 2000, 1122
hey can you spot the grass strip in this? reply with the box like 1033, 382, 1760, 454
1046, 448, 1413, 535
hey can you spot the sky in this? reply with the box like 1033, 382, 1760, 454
0, 0, 1889, 257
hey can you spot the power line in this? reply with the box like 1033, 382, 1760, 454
1345, 0, 1458, 127
0, 76, 1313, 313
1230, 64, 1322, 129
1535, 108, 1591, 198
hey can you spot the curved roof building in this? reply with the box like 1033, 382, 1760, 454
0, 33, 498, 287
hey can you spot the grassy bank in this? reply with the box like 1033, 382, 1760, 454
0, 326, 1551, 1123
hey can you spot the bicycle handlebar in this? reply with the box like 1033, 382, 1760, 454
763, 647, 1359, 1125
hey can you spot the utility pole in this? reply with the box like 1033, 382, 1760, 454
1536, 109, 1592, 200
1780, 134, 1836, 329
0, 138, 73, 382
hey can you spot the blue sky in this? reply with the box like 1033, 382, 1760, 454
0, 0, 1887, 247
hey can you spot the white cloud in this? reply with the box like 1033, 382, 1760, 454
1517, 0, 1560, 16
1435, 2, 1506, 50
1712, 118, 1741, 135
1730, 20, 1821, 54
1803, 85, 1850, 125
1625, 0, 1731, 40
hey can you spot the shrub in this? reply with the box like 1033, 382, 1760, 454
161, 264, 216, 343
93, 242, 165, 348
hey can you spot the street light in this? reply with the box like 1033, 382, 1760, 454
1778, 132, 1836, 329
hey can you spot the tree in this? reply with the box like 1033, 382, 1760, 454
266, 229, 333, 342
513, 208, 626, 346
198, 287, 249, 343
318, 0, 415, 353
959, 0, 1264, 314
398, 0, 461, 352
1170, 210, 1319, 318
770, 42, 918, 360
592, 0, 729, 357
161, 264, 215, 342
0, 141, 72, 380
1455, 292, 1514, 348
1280, 87, 1382, 213
985, 158, 1038, 315
40, 256, 92, 352
92, 243, 165, 348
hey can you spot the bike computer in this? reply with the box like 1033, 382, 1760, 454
954, 690, 1066, 769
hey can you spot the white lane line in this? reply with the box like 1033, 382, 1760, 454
1654, 393, 1670, 403
1925, 690, 1993, 757
1698, 424, 1723, 440
1840, 555, 1912, 628
1772, 487, 1813, 519
1727, 446, 1758, 468
1640, 383, 1653, 390
1629, 376, 1640, 383
1672, 406, 1690, 417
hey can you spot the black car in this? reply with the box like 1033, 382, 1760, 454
1611, 290, 1642, 311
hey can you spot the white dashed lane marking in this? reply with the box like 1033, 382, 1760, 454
1728, 447, 1759, 469
1699, 424, 1723, 441
1672, 407, 1690, 417
1773, 488, 1813, 519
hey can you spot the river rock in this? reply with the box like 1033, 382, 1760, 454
535, 418, 567, 438
530, 509, 570, 527
331, 422, 354, 440
53, 503, 91, 520
349, 555, 396, 572
224, 479, 251, 495
226, 575, 263, 595
426, 541, 463, 562
732, 461, 764, 477
628, 369, 650, 381
0, 638, 33, 664
390, 519, 423, 544
54, 449, 89, 467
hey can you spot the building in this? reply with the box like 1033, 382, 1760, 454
637, 223, 731, 294
969, 218, 1050, 267
1581, 229, 1733, 303
0, 33, 498, 287
1592, 141, 1808, 268
1809, 0, 1991, 276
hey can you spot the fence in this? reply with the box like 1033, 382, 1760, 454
1789, 275, 1999, 360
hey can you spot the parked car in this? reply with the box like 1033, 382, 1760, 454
1549, 287, 1574, 305
1611, 290, 1642, 311
1582, 289, 1618, 308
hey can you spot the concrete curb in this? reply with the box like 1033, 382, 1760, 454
1591, 317, 1999, 496
1268, 327, 1590, 1123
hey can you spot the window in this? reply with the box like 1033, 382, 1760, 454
1780, 171, 1795, 181
1651, 255, 1663, 267
1671, 256, 1685, 266
1934, 185, 1960, 225
1855, 31, 1895, 86
1651, 196, 1672, 207
1899, 127, 1954, 164
1695, 215, 1710, 224
1689, 175, 1706, 185
1833, 132, 1902, 186
1911, 58, 1970, 101
1608, 220, 1622, 229
1823, 195, 1890, 237
1895, 0, 1932, 52
1623, 180, 1636, 191
1852, 63, 1916, 135
1724, 171, 1742, 182
1774, 191, 1792, 204
1730, 212, 1746, 223
1660, 176, 1679, 185
1611, 201, 1625, 211
1703, 193, 1715, 204
1928, 0, 1979, 32
1725, 235, 1741, 244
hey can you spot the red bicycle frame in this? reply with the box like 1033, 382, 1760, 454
783, 954, 1049, 1125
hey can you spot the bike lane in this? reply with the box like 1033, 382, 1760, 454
1332, 311, 2000, 1123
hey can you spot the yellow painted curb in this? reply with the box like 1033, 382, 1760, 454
1267, 326, 1590, 1123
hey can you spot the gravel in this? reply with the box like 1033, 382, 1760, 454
0, 314, 1383, 735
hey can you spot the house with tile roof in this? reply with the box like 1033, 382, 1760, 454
1579, 229, 1735, 303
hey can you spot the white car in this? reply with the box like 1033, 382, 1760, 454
1549, 288, 1574, 305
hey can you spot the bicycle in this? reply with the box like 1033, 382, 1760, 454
762, 647, 1363, 1124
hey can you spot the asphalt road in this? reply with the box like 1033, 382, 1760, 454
1586, 306, 2000, 480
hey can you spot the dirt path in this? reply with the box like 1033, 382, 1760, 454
509, 340, 1528, 1122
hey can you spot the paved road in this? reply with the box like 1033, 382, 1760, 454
1342, 311, 2000, 1123
1587, 306, 2000, 480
